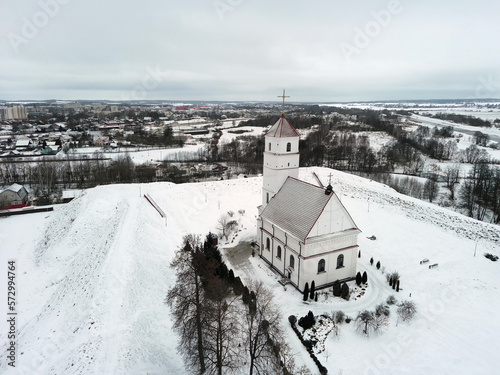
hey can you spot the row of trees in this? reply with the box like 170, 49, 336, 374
459, 162, 500, 222
0, 154, 197, 203
166, 234, 307, 375
430, 112, 494, 128
0, 155, 146, 197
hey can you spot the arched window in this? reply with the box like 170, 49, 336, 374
266, 192, 269, 203
268, 143, 271, 151
266, 238, 270, 251
337, 254, 344, 269
318, 259, 326, 273
277, 246, 282, 259
290, 255, 295, 269
286, 142, 291, 152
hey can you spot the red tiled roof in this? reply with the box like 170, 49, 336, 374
265, 115, 299, 138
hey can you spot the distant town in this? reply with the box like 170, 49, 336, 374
1, 99, 500, 224
0, 101, 255, 156
0, 100, 294, 206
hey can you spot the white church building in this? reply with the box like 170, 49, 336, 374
257, 114, 361, 292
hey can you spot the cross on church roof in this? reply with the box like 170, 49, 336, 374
277, 89, 290, 114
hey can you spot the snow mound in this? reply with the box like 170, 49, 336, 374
1, 168, 499, 374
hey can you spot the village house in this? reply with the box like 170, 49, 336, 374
15, 137, 34, 151
0, 183, 30, 209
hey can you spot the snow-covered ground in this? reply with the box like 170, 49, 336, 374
410, 114, 500, 146
218, 126, 266, 144
1, 167, 499, 374
416, 108, 500, 122
66, 143, 206, 164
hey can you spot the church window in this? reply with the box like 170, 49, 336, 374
286, 142, 291, 152
336, 254, 344, 269
268, 143, 271, 151
290, 255, 295, 269
277, 246, 282, 259
318, 259, 326, 273
266, 192, 269, 203
266, 238, 270, 250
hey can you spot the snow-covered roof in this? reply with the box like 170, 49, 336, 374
7, 183, 24, 193
265, 115, 299, 138
62, 190, 83, 200
260, 177, 359, 242
15, 139, 31, 146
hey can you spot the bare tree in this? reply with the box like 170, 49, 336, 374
166, 235, 210, 374
397, 301, 417, 323
444, 164, 460, 200
32, 160, 60, 203
423, 178, 439, 203
203, 278, 242, 375
374, 304, 390, 331
110, 153, 134, 182
462, 144, 489, 164
216, 214, 230, 241
355, 310, 376, 336
245, 281, 284, 375
473, 131, 489, 146
0, 160, 19, 186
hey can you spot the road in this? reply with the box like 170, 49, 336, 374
410, 114, 500, 143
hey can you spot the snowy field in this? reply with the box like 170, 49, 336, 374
66, 143, 206, 164
218, 126, 266, 143
415, 108, 500, 122
1, 168, 500, 374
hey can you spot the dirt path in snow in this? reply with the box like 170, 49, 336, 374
223, 241, 255, 281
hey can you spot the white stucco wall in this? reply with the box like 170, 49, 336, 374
266, 136, 299, 154
260, 218, 360, 292
262, 158, 299, 207
309, 196, 356, 238
259, 219, 302, 288
298, 245, 358, 291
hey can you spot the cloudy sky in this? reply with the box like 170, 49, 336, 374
1, 0, 500, 102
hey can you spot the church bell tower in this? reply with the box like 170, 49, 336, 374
261, 112, 300, 209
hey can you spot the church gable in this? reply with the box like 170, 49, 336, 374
306, 194, 358, 239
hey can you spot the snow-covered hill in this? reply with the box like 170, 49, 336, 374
1, 168, 499, 374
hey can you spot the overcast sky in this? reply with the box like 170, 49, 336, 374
1, 0, 500, 102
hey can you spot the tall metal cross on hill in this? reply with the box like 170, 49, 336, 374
277, 89, 290, 113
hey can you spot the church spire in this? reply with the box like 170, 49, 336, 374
265, 116, 299, 138
266, 90, 298, 138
